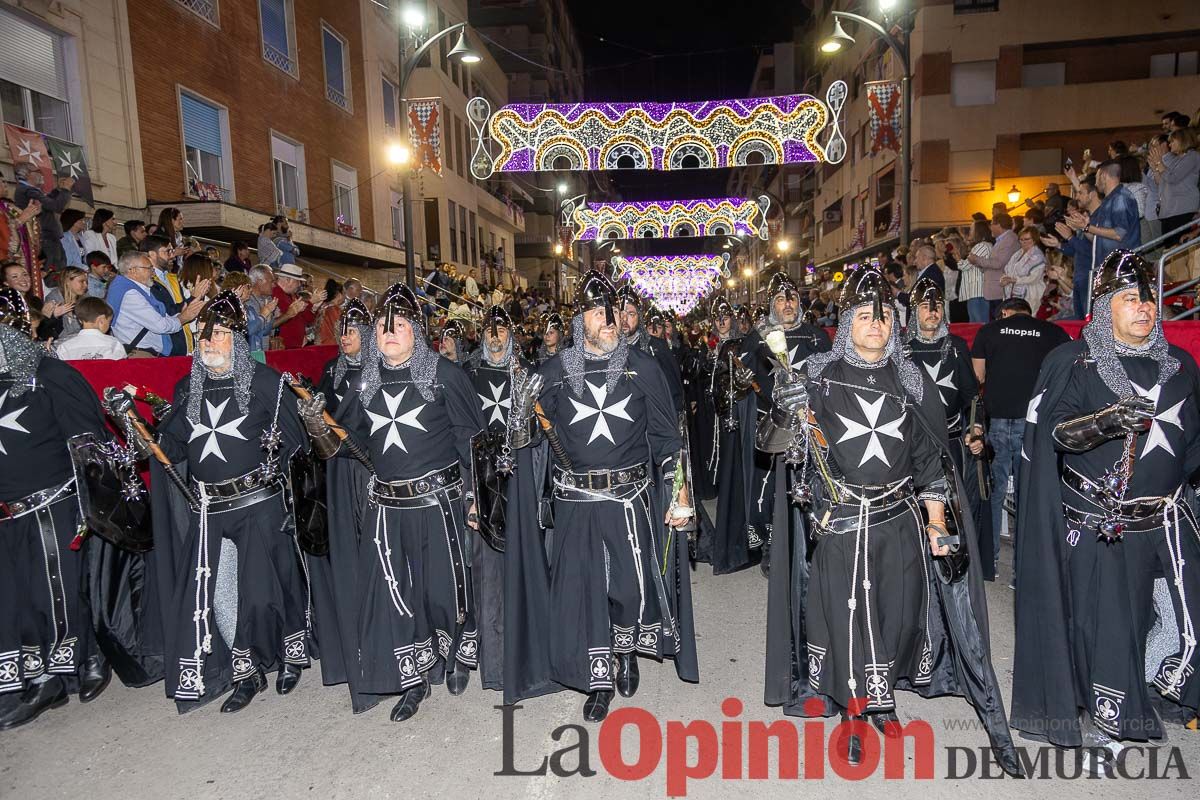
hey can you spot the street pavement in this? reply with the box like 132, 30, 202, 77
2, 512, 1197, 799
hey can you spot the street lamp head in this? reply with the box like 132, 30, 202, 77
777, 239, 792, 254
556, 181, 569, 194
386, 142, 410, 166
726, 278, 736, 288
1007, 184, 1021, 205
878, 0, 899, 12
554, 243, 564, 255
742, 267, 753, 278
400, 2, 425, 30
820, 18, 855, 54
449, 30, 481, 64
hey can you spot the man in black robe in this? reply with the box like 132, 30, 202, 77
904, 277, 994, 579
1012, 250, 1200, 750
739, 273, 831, 572
0, 289, 143, 728
438, 318, 468, 364
761, 268, 1019, 773
533, 312, 565, 366
317, 298, 370, 412
462, 305, 531, 691
617, 284, 684, 415
152, 291, 310, 714
300, 283, 486, 722
696, 295, 760, 573
507, 270, 698, 722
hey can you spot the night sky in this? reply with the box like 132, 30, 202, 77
565, 0, 806, 203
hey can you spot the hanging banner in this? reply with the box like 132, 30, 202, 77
848, 216, 867, 251
407, 98, 444, 176
4, 123, 54, 188
45, 136, 94, 206
866, 81, 901, 155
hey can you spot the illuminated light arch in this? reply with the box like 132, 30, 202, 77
664, 135, 718, 170
535, 136, 588, 171
672, 221, 698, 237
730, 130, 785, 166
471, 94, 830, 178
600, 135, 653, 170
569, 197, 770, 242
613, 253, 731, 315
634, 220, 661, 238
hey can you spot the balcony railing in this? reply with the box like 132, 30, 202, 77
326, 84, 350, 112
263, 42, 298, 78
177, 0, 218, 26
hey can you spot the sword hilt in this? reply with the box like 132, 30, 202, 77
286, 378, 375, 472
533, 400, 573, 470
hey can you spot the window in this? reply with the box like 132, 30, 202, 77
1150, 52, 1199, 78
951, 61, 996, 107
322, 24, 351, 112
176, 0, 219, 27
382, 77, 399, 132
180, 90, 232, 200
331, 161, 359, 236
271, 132, 307, 214
259, 0, 297, 78
448, 199, 459, 262
1022, 62, 1065, 87
0, 7, 73, 142
390, 190, 405, 247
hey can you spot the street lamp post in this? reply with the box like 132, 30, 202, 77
821, 9, 912, 248
395, 8, 479, 288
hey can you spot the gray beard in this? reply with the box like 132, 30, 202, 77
585, 330, 618, 355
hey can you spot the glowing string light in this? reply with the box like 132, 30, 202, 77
567, 196, 770, 242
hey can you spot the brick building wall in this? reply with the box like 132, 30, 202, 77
127, 0, 374, 239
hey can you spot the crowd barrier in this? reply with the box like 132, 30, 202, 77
66, 322, 1200, 408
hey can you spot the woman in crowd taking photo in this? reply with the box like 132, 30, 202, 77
961, 219, 992, 322
1150, 127, 1200, 246
80, 208, 119, 264
156, 206, 192, 270
1036, 253, 1073, 321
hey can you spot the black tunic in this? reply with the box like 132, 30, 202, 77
1013, 341, 1200, 745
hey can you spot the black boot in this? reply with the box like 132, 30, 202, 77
839, 713, 863, 766
446, 663, 471, 696
220, 668, 266, 713
275, 663, 302, 696
0, 677, 69, 730
870, 711, 901, 738
759, 534, 771, 579
583, 690, 613, 722
79, 655, 112, 703
615, 653, 640, 698
390, 680, 431, 722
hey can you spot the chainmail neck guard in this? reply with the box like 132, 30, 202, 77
1082, 292, 1179, 397
186, 334, 254, 424
332, 323, 370, 390
766, 309, 803, 331
0, 324, 52, 397
359, 327, 439, 407
806, 304, 925, 403
906, 317, 950, 345
468, 334, 514, 369
559, 314, 629, 397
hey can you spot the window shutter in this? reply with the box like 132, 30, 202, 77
0, 7, 66, 99
260, 0, 289, 53
181, 94, 223, 156
382, 79, 397, 128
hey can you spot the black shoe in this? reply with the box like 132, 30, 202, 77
844, 732, 863, 766
79, 656, 112, 704
446, 664, 471, 696
275, 663, 302, 696
615, 653, 640, 698
220, 668, 266, 713
0, 678, 69, 730
390, 680, 431, 722
583, 690, 613, 722
870, 711, 901, 738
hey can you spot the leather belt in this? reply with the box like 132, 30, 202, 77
812, 494, 918, 534
369, 466, 469, 624
193, 473, 285, 514
1062, 467, 1170, 520
1063, 503, 1166, 533
369, 463, 462, 503
0, 479, 77, 521
553, 463, 648, 492
810, 478, 916, 535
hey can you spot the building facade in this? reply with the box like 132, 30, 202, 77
805, 0, 1200, 269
